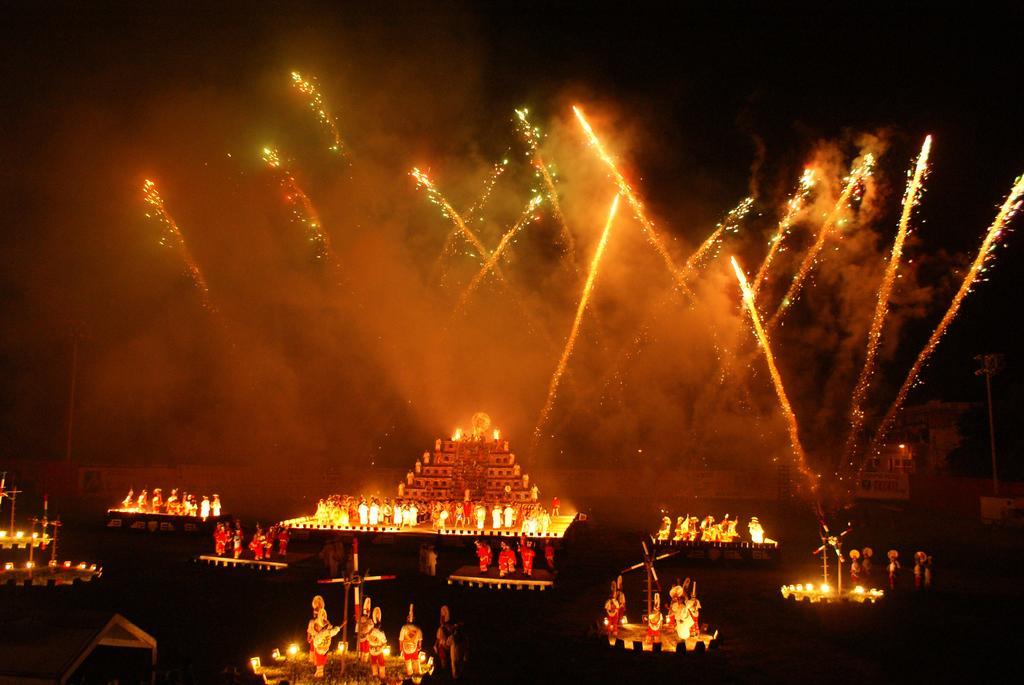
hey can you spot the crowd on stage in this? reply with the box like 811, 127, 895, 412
473, 534, 556, 577
305, 595, 468, 681
604, 576, 707, 644
116, 488, 222, 519
212, 520, 289, 561
310, 494, 562, 534
848, 547, 935, 591
656, 513, 776, 544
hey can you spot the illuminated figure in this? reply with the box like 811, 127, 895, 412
369, 499, 380, 526
657, 516, 672, 541
849, 549, 862, 584
491, 503, 502, 530
122, 489, 134, 509
604, 581, 621, 637
200, 496, 210, 520
306, 595, 339, 679
249, 525, 265, 560
748, 516, 765, 544
358, 498, 369, 526
277, 526, 289, 556
434, 605, 453, 673
382, 499, 393, 525
211, 494, 222, 518
644, 592, 664, 646
357, 597, 373, 663
914, 551, 927, 590
438, 506, 449, 530
399, 604, 423, 677
551, 496, 560, 516
679, 579, 702, 639
519, 538, 536, 576
887, 550, 901, 590
213, 522, 228, 556
166, 489, 179, 514
394, 502, 405, 528
614, 576, 626, 626
232, 526, 242, 559
544, 539, 555, 569
861, 547, 874, 577
367, 607, 387, 682
407, 501, 419, 527
503, 503, 515, 529
530, 484, 539, 501
151, 489, 163, 512
475, 503, 486, 530
672, 516, 686, 542
497, 541, 516, 577
137, 489, 148, 511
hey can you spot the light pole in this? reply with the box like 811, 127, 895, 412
974, 353, 1004, 495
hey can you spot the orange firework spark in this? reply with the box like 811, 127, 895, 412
533, 194, 620, 444
731, 256, 818, 495
767, 154, 875, 329
456, 194, 544, 311
843, 136, 932, 465
573, 105, 694, 297
464, 155, 510, 223
684, 197, 754, 273
411, 167, 491, 261
515, 108, 576, 262
262, 146, 336, 264
142, 178, 211, 307
289, 71, 345, 155
864, 173, 1024, 465
751, 168, 816, 301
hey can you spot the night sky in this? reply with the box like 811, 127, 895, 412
1, 3, 1021, 473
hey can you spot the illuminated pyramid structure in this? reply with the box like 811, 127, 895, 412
401, 412, 535, 502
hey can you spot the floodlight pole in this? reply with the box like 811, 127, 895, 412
975, 354, 1003, 496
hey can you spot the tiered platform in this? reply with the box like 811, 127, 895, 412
106, 510, 229, 534
280, 513, 576, 539
606, 625, 718, 653
196, 555, 287, 571
447, 565, 555, 590
652, 539, 780, 563
0, 532, 51, 551
1, 561, 101, 586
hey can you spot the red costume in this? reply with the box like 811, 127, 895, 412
498, 542, 516, 577
544, 540, 555, 569
278, 527, 290, 556
250, 529, 265, 560
475, 540, 492, 572
551, 496, 560, 516
519, 539, 536, 576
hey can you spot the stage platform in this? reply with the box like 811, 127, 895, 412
0, 532, 50, 551
1, 561, 101, 586
196, 555, 287, 571
105, 510, 230, 534
652, 539, 780, 563
280, 513, 577, 540
607, 624, 719, 653
447, 565, 555, 590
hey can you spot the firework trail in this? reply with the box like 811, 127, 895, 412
456, 195, 544, 311
842, 136, 932, 466
411, 167, 493, 263
464, 155, 510, 223
533, 194, 620, 447
142, 179, 212, 308
731, 256, 820, 502
289, 71, 345, 156
863, 173, 1024, 466
751, 168, 816, 302
573, 105, 695, 297
684, 197, 754, 272
515, 108, 577, 268
767, 154, 875, 329
262, 146, 337, 265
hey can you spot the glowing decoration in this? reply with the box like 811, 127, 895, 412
452, 428, 463, 441
515, 108, 576, 259
456, 195, 544, 311
271, 648, 284, 662
573, 105, 695, 297
287, 643, 299, 656
844, 136, 932, 464
289, 70, 345, 155
262, 146, 337, 265
781, 583, 883, 603
730, 257, 817, 495
142, 179, 212, 308
249, 657, 261, 673
751, 168, 817, 300
865, 173, 1024, 461
768, 154, 875, 328
534, 194, 620, 443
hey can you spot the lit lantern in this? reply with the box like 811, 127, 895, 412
271, 648, 284, 662
493, 428, 500, 440
15, 531, 24, 539
249, 657, 261, 673
453, 428, 463, 440
383, 645, 391, 657
3, 563, 12, 571
287, 644, 299, 656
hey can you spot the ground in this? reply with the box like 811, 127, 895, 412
2, 495, 1021, 684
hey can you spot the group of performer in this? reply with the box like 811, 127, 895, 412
603, 575, 706, 644
117, 488, 222, 519
848, 547, 934, 590
656, 513, 775, 545
312, 494, 560, 534
305, 594, 465, 681
212, 521, 289, 560
474, 535, 555, 577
